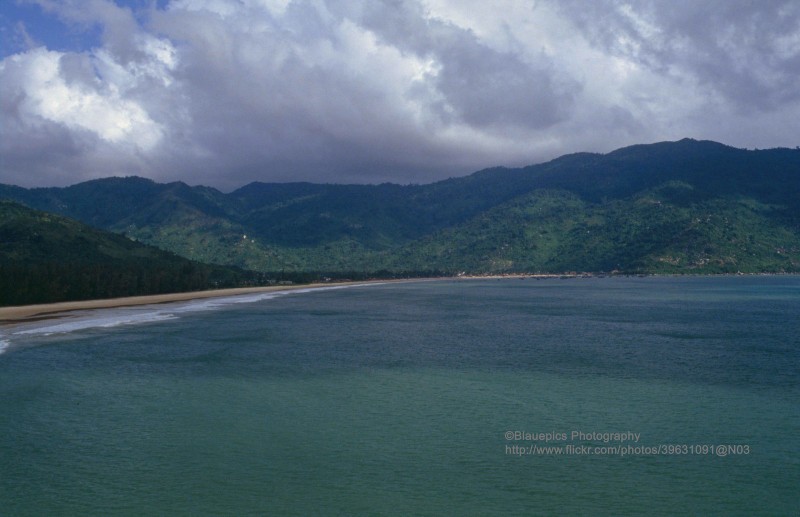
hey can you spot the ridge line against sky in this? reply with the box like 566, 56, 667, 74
1, 0, 799, 190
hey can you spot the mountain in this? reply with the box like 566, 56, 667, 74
2, 139, 799, 275
0, 201, 269, 306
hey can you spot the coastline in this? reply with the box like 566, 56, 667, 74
0, 280, 397, 325
0, 274, 563, 324
2, 272, 794, 326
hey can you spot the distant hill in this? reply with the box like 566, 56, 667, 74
0, 201, 268, 306
2, 139, 799, 275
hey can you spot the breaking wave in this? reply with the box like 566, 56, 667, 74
0, 283, 382, 352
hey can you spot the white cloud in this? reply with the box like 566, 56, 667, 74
2, 47, 163, 149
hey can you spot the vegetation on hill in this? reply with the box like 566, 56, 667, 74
0, 201, 273, 306
2, 139, 799, 280
381, 185, 800, 274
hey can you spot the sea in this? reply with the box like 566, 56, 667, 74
0, 276, 798, 516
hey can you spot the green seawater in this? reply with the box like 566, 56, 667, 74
1, 277, 798, 516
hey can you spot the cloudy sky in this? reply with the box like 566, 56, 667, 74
1, 0, 799, 190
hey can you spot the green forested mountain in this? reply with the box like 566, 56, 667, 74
0, 201, 268, 306
2, 139, 799, 275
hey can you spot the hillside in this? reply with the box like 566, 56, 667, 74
383, 186, 800, 273
0, 201, 269, 306
2, 139, 799, 275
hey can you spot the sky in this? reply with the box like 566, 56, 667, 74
1, 0, 799, 190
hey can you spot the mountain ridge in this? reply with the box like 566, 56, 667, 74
2, 139, 799, 275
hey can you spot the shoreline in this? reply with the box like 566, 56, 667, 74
2, 272, 796, 326
0, 275, 564, 325
0, 280, 402, 325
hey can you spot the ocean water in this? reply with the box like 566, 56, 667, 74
0, 277, 798, 516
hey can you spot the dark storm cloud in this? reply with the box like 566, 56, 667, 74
145, 0, 498, 187
558, 0, 800, 111
1, 0, 799, 189
337, 0, 579, 129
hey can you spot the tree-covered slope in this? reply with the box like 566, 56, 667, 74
0, 201, 265, 306
381, 184, 800, 274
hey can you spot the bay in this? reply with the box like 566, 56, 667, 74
1, 277, 798, 515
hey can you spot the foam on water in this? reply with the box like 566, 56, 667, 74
288, 284, 376, 295
13, 311, 179, 337
167, 291, 287, 313
1, 283, 382, 349
166, 283, 380, 312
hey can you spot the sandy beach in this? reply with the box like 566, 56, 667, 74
0, 275, 572, 325
0, 281, 386, 324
